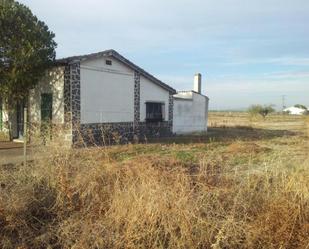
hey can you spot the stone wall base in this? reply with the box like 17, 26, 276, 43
137, 121, 172, 139
73, 121, 173, 146
28, 122, 72, 147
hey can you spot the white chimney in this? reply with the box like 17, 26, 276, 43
194, 73, 202, 94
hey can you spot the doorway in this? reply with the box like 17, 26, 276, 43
16, 101, 25, 139
41, 93, 53, 141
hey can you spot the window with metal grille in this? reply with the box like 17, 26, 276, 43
106, 59, 112, 65
146, 102, 164, 122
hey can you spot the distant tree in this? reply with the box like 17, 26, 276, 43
0, 0, 56, 139
248, 104, 275, 119
294, 104, 308, 110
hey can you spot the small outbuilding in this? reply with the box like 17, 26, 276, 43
173, 74, 209, 134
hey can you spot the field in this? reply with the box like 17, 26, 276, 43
0, 112, 309, 248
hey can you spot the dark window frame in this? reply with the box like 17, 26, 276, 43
145, 102, 165, 123
105, 59, 112, 65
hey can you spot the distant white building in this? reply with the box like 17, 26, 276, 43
283, 106, 308, 115
173, 74, 209, 134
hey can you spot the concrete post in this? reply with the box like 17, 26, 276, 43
23, 107, 27, 166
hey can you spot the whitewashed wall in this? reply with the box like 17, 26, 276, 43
173, 92, 209, 134
29, 66, 65, 124
0, 101, 9, 132
80, 57, 135, 123
140, 75, 169, 121
0, 102, 17, 136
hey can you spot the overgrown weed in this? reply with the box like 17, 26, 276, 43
0, 114, 309, 248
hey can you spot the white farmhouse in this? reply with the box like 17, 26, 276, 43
283, 106, 308, 115
0, 50, 209, 145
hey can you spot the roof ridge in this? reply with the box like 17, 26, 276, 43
55, 49, 176, 93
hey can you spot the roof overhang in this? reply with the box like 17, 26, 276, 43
56, 49, 176, 94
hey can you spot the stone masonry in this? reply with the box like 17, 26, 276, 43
67, 62, 173, 146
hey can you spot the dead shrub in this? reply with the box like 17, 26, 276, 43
1, 142, 309, 248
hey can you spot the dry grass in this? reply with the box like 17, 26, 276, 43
1, 113, 309, 248
0, 131, 9, 142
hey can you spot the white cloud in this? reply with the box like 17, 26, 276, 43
21, 0, 309, 57
19, 0, 309, 109
159, 70, 309, 109
206, 73, 309, 109
223, 57, 309, 66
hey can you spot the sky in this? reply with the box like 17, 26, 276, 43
20, 0, 309, 110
